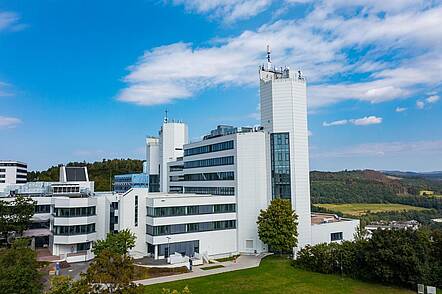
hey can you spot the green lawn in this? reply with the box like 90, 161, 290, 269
315, 203, 428, 216
140, 256, 413, 294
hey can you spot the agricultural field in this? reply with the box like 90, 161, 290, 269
314, 203, 429, 216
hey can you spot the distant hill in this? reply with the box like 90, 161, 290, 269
382, 170, 442, 181
28, 159, 144, 191
310, 170, 442, 206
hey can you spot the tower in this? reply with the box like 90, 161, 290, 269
259, 48, 312, 250
158, 119, 188, 192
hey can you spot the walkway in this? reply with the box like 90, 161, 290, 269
135, 253, 272, 286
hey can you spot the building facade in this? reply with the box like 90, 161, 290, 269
0, 160, 27, 191
113, 173, 148, 193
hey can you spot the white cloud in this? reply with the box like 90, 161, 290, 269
395, 107, 407, 112
416, 100, 425, 109
350, 116, 382, 126
119, 2, 442, 107
0, 11, 24, 32
323, 115, 382, 127
0, 116, 21, 128
323, 119, 348, 127
171, 0, 273, 23
426, 95, 440, 104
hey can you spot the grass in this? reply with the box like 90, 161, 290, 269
214, 254, 240, 262
140, 256, 413, 294
314, 203, 429, 216
200, 265, 224, 271
133, 265, 188, 280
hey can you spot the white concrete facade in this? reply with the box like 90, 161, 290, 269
0, 160, 27, 191
260, 65, 312, 251
159, 121, 188, 192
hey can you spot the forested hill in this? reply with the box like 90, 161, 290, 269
28, 159, 144, 191
311, 170, 442, 205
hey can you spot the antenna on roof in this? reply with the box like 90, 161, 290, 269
164, 109, 168, 123
266, 45, 272, 70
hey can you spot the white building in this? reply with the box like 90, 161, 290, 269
0, 48, 358, 263
0, 160, 27, 191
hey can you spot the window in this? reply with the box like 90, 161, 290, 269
146, 220, 236, 236
246, 240, 254, 249
331, 232, 343, 241
53, 224, 95, 235
134, 195, 138, 227
184, 140, 234, 156
35, 205, 50, 214
270, 133, 291, 199
77, 242, 91, 251
184, 171, 234, 181
54, 206, 95, 217
184, 156, 234, 169
147, 204, 235, 217
184, 186, 235, 195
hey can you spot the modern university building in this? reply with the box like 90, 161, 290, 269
0, 51, 358, 262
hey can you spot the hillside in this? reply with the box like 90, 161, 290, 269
28, 159, 144, 191
311, 170, 442, 204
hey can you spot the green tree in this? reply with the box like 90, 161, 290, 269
93, 229, 136, 256
0, 196, 36, 241
84, 249, 138, 293
0, 238, 42, 294
257, 199, 298, 254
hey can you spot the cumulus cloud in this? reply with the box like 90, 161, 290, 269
172, 0, 273, 23
426, 95, 440, 104
395, 107, 407, 112
0, 116, 22, 128
323, 115, 382, 127
416, 93, 439, 109
119, 1, 442, 107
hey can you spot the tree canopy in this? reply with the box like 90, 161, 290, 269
0, 196, 35, 241
0, 238, 42, 294
93, 229, 136, 256
257, 199, 298, 253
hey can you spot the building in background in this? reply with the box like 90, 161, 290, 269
113, 173, 148, 193
146, 137, 160, 192
0, 160, 27, 191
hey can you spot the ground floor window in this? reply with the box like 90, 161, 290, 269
331, 232, 343, 241
76, 242, 91, 251
157, 240, 199, 257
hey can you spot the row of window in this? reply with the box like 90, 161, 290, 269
35, 205, 51, 214
147, 203, 236, 217
184, 186, 235, 196
0, 163, 27, 168
146, 220, 236, 236
16, 174, 27, 179
17, 168, 27, 174
53, 224, 95, 235
169, 165, 184, 172
53, 186, 80, 194
184, 156, 234, 169
54, 206, 96, 217
184, 171, 234, 181
184, 140, 234, 156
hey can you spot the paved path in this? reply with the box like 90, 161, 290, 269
135, 253, 272, 286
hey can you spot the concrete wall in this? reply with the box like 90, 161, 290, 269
311, 219, 360, 245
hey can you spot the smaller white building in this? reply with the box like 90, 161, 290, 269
310, 213, 359, 244
0, 160, 27, 191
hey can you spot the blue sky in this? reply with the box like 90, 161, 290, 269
0, 0, 441, 171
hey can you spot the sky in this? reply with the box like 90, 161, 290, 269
0, 0, 441, 172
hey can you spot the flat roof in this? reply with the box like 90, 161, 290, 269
311, 213, 353, 225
